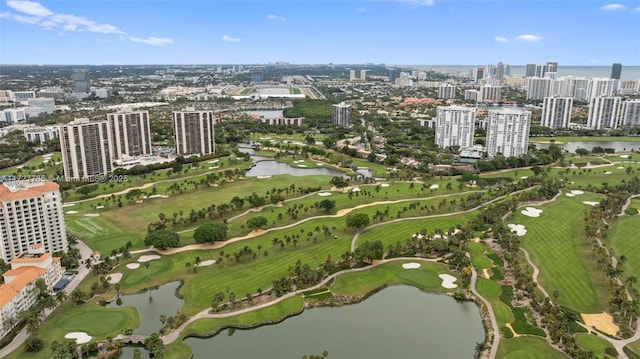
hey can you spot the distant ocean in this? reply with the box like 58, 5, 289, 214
416, 65, 640, 81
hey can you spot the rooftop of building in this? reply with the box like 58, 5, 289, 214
0, 181, 59, 202
0, 267, 46, 307
11, 252, 51, 263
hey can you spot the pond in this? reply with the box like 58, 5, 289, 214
535, 141, 640, 153
105, 281, 183, 335
184, 285, 485, 359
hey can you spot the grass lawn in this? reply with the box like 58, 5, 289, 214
348, 158, 389, 177
628, 339, 640, 357
497, 336, 566, 359
575, 333, 617, 359
330, 260, 458, 296
476, 278, 514, 326
514, 193, 609, 313
0, 152, 62, 177
469, 241, 492, 269
529, 136, 640, 144
5, 302, 138, 359
608, 215, 640, 292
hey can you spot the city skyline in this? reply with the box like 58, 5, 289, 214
1, 0, 639, 65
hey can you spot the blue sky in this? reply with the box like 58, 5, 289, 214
1, 0, 639, 65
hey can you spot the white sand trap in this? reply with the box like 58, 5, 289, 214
583, 201, 599, 206
96, 205, 104, 209
84, 213, 100, 217
196, 259, 216, 267
380, 183, 390, 187
33, 169, 43, 172
66, 210, 78, 214
298, 165, 307, 168
439, 274, 458, 289
603, 171, 611, 174
138, 255, 161, 262
318, 192, 332, 197
620, 155, 629, 159
521, 207, 543, 218
566, 193, 576, 197
257, 175, 272, 179
107, 273, 122, 284
571, 190, 584, 195
483, 269, 490, 279
65, 332, 92, 344
508, 224, 527, 236
402, 262, 421, 269
429, 184, 439, 190
351, 187, 361, 192
316, 163, 323, 166
62, 203, 76, 207
617, 167, 625, 169
126, 263, 140, 269
520, 176, 528, 179
209, 166, 219, 169
208, 159, 220, 164
160, 195, 169, 198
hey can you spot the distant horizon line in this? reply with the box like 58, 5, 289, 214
1, 63, 639, 67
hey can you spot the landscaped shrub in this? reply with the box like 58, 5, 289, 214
487, 253, 504, 266
511, 307, 546, 337
500, 285, 514, 307
491, 266, 504, 280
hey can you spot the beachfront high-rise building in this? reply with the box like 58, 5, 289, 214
587, 78, 616, 101
619, 100, 640, 127
72, 70, 90, 94
473, 68, 485, 82
438, 84, 456, 99
107, 111, 152, 158
173, 109, 216, 156
611, 63, 622, 80
587, 96, 622, 129
485, 109, 531, 158
59, 119, 113, 180
0, 181, 68, 262
435, 106, 476, 150
541, 97, 573, 129
496, 62, 507, 81
526, 77, 553, 101
332, 102, 352, 127
525, 64, 537, 77
479, 85, 502, 102
546, 62, 558, 73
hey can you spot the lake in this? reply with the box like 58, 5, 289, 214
185, 285, 485, 359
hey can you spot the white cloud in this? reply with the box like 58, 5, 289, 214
1, 0, 172, 45
516, 34, 542, 42
634, 6, 640, 12
222, 35, 242, 42
395, 0, 435, 6
6, 0, 52, 17
357, 7, 367, 12
601, 4, 626, 11
495, 37, 508, 43
267, 14, 285, 21
589, 59, 600, 64
129, 36, 174, 46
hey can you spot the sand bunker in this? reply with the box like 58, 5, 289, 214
65, 332, 92, 344
380, 183, 390, 187
583, 201, 599, 206
617, 167, 625, 169
520, 176, 528, 179
84, 213, 100, 217
96, 205, 104, 209
521, 207, 543, 218
138, 255, 161, 262
483, 269, 490, 279
62, 203, 75, 207
604, 171, 611, 174
566, 193, 576, 197
351, 187, 361, 192
508, 224, 527, 236
257, 175, 272, 179
581, 313, 619, 336
506, 323, 521, 337
620, 155, 629, 159
196, 259, 216, 267
107, 273, 122, 284
402, 262, 421, 269
318, 192, 332, 197
66, 211, 78, 214
571, 190, 584, 195
126, 263, 140, 269
439, 274, 458, 289
297, 165, 307, 168
429, 184, 439, 190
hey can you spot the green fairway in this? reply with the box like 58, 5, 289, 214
497, 336, 566, 359
628, 339, 640, 357
330, 260, 457, 296
530, 136, 640, 144
609, 215, 640, 292
575, 333, 617, 359
476, 278, 514, 325
4, 302, 138, 359
514, 194, 609, 313
469, 241, 492, 269
0, 152, 62, 177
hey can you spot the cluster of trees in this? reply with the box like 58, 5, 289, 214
159, 311, 188, 335
144, 229, 180, 249
345, 213, 370, 231
193, 222, 228, 243
354, 240, 384, 263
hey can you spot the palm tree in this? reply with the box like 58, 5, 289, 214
474, 342, 486, 358
24, 311, 41, 335
144, 262, 150, 279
